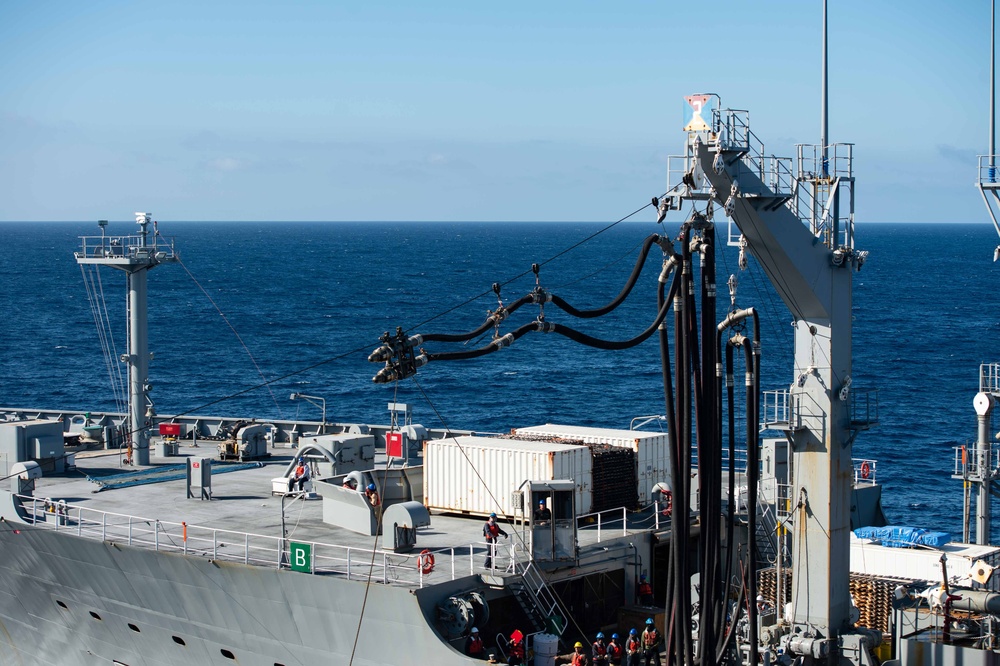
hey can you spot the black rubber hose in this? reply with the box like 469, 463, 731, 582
546, 233, 662, 318
425, 321, 538, 361
421, 295, 533, 343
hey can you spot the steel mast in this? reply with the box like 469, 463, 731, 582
75, 213, 178, 465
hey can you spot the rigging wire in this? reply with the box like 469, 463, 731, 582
174, 256, 284, 419
80, 265, 128, 415
406, 198, 662, 332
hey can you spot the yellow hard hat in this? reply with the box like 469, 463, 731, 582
575, 641, 584, 648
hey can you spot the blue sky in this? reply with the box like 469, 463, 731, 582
0, 1, 993, 223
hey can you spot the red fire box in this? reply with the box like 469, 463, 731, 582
159, 423, 181, 437
387, 432, 403, 458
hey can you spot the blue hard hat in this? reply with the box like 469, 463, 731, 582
490, 512, 496, 518
612, 633, 619, 640
539, 500, 545, 505
367, 483, 376, 491
596, 632, 604, 639
640, 573, 647, 580
298, 457, 304, 462
645, 618, 654, 625
629, 628, 637, 635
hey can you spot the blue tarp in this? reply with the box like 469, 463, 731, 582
853, 525, 951, 548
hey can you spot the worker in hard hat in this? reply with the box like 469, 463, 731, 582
571, 641, 590, 666
607, 633, 623, 665
288, 457, 310, 492
592, 631, 609, 665
625, 628, 641, 666
534, 499, 551, 522
641, 618, 662, 666
465, 627, 484, 658
482, 512, 508, 570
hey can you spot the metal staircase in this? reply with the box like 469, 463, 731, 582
511, 562, 567, 636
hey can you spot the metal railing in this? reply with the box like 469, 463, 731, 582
20, 495, 504, 589
953, 445, 1000, 479
796, 143, 854, 180
77, 234, 178, 261
761, 389, 797, 431
852, 458, 878, 486
981, 363, 1000, 394
850, 388, 880, 427
978, 155, 1000, 187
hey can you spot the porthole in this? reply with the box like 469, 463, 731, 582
55, 600, 68, 610
89, 611, 102, 621
221, 648, 235, 660
172, 635, 186, 646
128, 623, 140, 632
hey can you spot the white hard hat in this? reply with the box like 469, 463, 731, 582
756, 595, 764, 602
472, 627, 479, 633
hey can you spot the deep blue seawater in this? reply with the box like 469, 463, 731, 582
2, 220, 1000, 539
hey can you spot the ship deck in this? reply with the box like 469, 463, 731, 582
23, 441, 665, 589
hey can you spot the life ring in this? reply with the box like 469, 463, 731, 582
860, 461, 871, 480
417, 549, 435, 575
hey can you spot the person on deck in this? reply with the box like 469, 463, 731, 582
625, 628, 641, 666
592, 632, 609, 665
607, 633, 623, 665
637, 573, 654, 606
534, 499, 551, 522
641, 618, 662, 666
465, 627, 485, 659
483, 512, 508, 570
365, 483, 380, 507
507, 630, 525, 666
288, 457, 310, 492
571, 641, 590, 666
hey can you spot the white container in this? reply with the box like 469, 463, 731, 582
850, 533, 1000, 590
424, 436, 592, 516
513, 424, 671, 505
533, 633, 560, 666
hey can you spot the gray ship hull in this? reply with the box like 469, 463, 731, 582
0, 493, 478, 666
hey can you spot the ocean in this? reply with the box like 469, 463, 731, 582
1, 220, 999, 540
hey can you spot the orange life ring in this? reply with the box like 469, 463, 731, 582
661, 490, 673, 517
860, 461, 871, 480
417, 549, 435, 575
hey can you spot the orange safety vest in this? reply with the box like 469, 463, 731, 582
593, 641, 607, 657
626, 637, 641, 653
467, 635, 483, 654
486, 522, 501, 539
608, 642, 622, 659
639, 582, 653, 596
572, 652, 588, 666
643, 629, 660, 647
510, 640, 525, 658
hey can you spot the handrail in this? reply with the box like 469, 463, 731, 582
21, 494, 489, 589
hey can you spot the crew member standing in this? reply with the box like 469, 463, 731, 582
465, 627, 485, 659
571, 641, 590, 666
607, 633, 623, 665
534, 499, 551, 522
592, 632, 609, 665
507, 630, 525, 666
637, 573, 653, 606
483, 512, 508, 569
641, 618, 662, 666
625, 629, 641, 666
